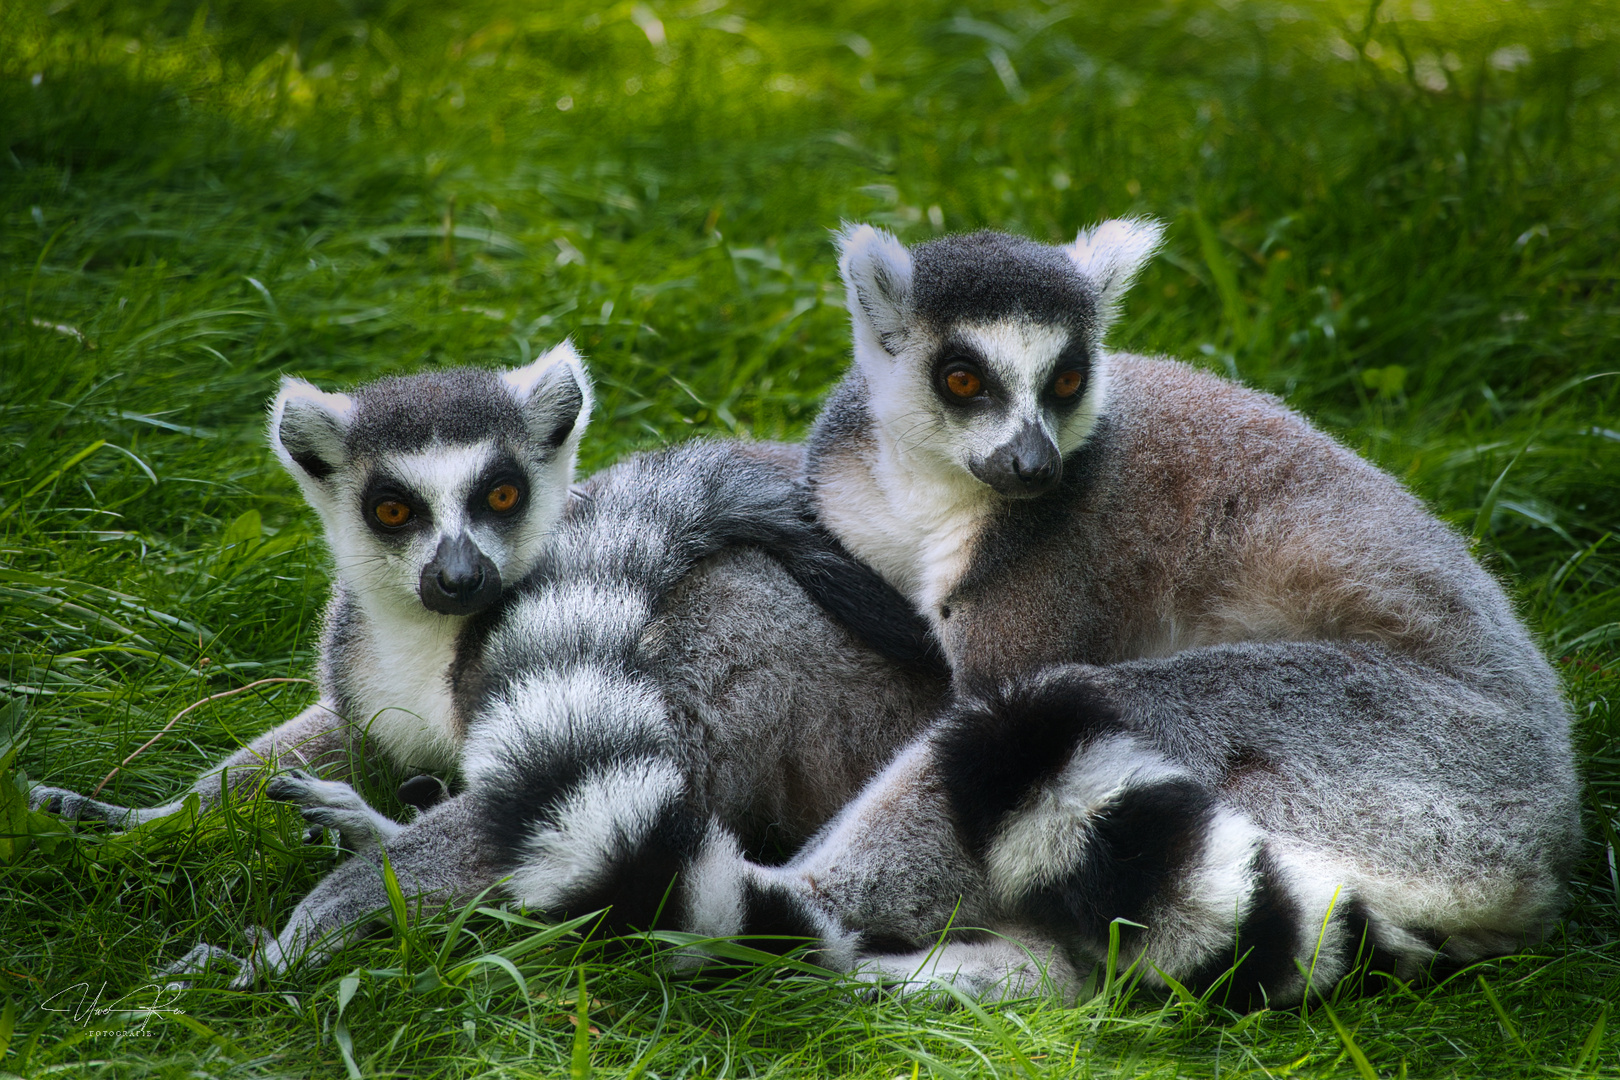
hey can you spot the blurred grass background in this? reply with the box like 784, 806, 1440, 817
2, 0, 1617, 1075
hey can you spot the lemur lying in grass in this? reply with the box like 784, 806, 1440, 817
662, 221, 1581, 1008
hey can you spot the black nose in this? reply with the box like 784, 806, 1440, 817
971, 423, 1063, 498
1013, 453, 1059, 486
418, 533, 502, 615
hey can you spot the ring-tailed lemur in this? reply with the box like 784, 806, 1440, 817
670, 222, 1581, 1008
32, 347, 933, 860
167, 440, 949, 986
29, 344, 595, 844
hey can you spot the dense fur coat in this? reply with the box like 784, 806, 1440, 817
167, 441, 947, 985
30, 346, 596, 833
671, 224, 1581, 1008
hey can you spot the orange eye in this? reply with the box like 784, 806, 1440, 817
1052, 370, 1084, 399
944, 369, 982, 398
487, 483, 521, 513
374, 501, 412, 528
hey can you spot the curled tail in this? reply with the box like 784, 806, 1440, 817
460, 440, 931, 931
558, 441, 943, 674
934, 666, 1515, 1009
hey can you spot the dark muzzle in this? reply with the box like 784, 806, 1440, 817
970, 422, 1062, 498
418, 533, 502, 616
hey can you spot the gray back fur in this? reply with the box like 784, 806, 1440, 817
731, 222, 1585, 1006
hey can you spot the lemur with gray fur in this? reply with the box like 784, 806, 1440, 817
154, 361, 947, 986
34, 346, 936, 864
30, 345, 596, 840
673, 222, 1580, 1008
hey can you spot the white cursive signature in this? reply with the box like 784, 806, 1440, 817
40, 981, 186, 1031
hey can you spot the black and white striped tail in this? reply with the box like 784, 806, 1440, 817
934, 666, 1458, 1009
461, 441, 923, 935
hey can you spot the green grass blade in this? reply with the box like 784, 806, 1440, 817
1319, 999, 1381, 1080
570, 965, 592, 1080
1476, 974, 1529, 1053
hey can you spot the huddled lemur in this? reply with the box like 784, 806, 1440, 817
662, 221, 1582, 1008
33, 347, 940, 857
29, 345, 594, 838
29, 345, 606, 842
133, 360, 947, 986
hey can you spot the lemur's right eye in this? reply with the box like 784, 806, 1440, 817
941, 364, 984, 399
374, 501, 412, 528
487, 484, 521, 513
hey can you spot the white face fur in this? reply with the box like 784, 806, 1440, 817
837, 219, 1163, 498
268, 342, 594, 621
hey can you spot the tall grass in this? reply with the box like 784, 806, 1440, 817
2, 0, 1617, 1074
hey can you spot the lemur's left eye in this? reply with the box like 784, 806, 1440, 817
1052, 370, 1084, 399
941, 364, 984, 399
487, 484, 521, 513
375, 501, 412, 528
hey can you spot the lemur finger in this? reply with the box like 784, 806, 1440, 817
161, 943, 245, 991
300, 803, 403, 852
265, 769, 320, 803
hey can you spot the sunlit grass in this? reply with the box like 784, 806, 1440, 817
2, 0, 1617, 1075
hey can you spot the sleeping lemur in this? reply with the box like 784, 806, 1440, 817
668, 221, 1581, 1009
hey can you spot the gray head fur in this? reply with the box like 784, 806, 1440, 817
269, 341, 593, 620
836, 220, 1162, 498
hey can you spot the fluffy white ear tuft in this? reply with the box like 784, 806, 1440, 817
503, 340, 583, 400
837, 223, 913, 354
504, 339, 594, 450
1065, 217, 1165, 333
269, 376, 354, 483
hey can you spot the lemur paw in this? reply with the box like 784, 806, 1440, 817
162, 943, 249, 991
849, 941, 1064, 1005
264, 768, 325, 804
163, 927, 286, 991
27, 783, 134, 826
268, 770, 404, 852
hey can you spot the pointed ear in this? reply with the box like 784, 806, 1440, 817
837, 223, 913, 355
502, 339, 594, 451
1065, 217, 1164, 334
269, 376, 354, 483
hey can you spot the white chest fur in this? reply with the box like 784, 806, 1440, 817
816, 442, 993, 625
344, 601, 465, 773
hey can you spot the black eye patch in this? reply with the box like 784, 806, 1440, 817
931, 344, 1006, 406
1044, 344, 1092, 409
360, 474, 431, 540
467, 452, 530, 527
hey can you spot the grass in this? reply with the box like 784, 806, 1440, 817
2, 0, 1618, 1074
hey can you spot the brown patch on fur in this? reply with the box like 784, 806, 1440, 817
1220, 746, 1280, 793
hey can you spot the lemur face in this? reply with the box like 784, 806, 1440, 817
269, 343, 593, 617
838, 221, 1162, 498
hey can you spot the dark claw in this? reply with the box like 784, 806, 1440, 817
397, 774, 448, 811
266, 769, 315, 802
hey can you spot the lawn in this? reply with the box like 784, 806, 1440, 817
2, 0, 1618, 1075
